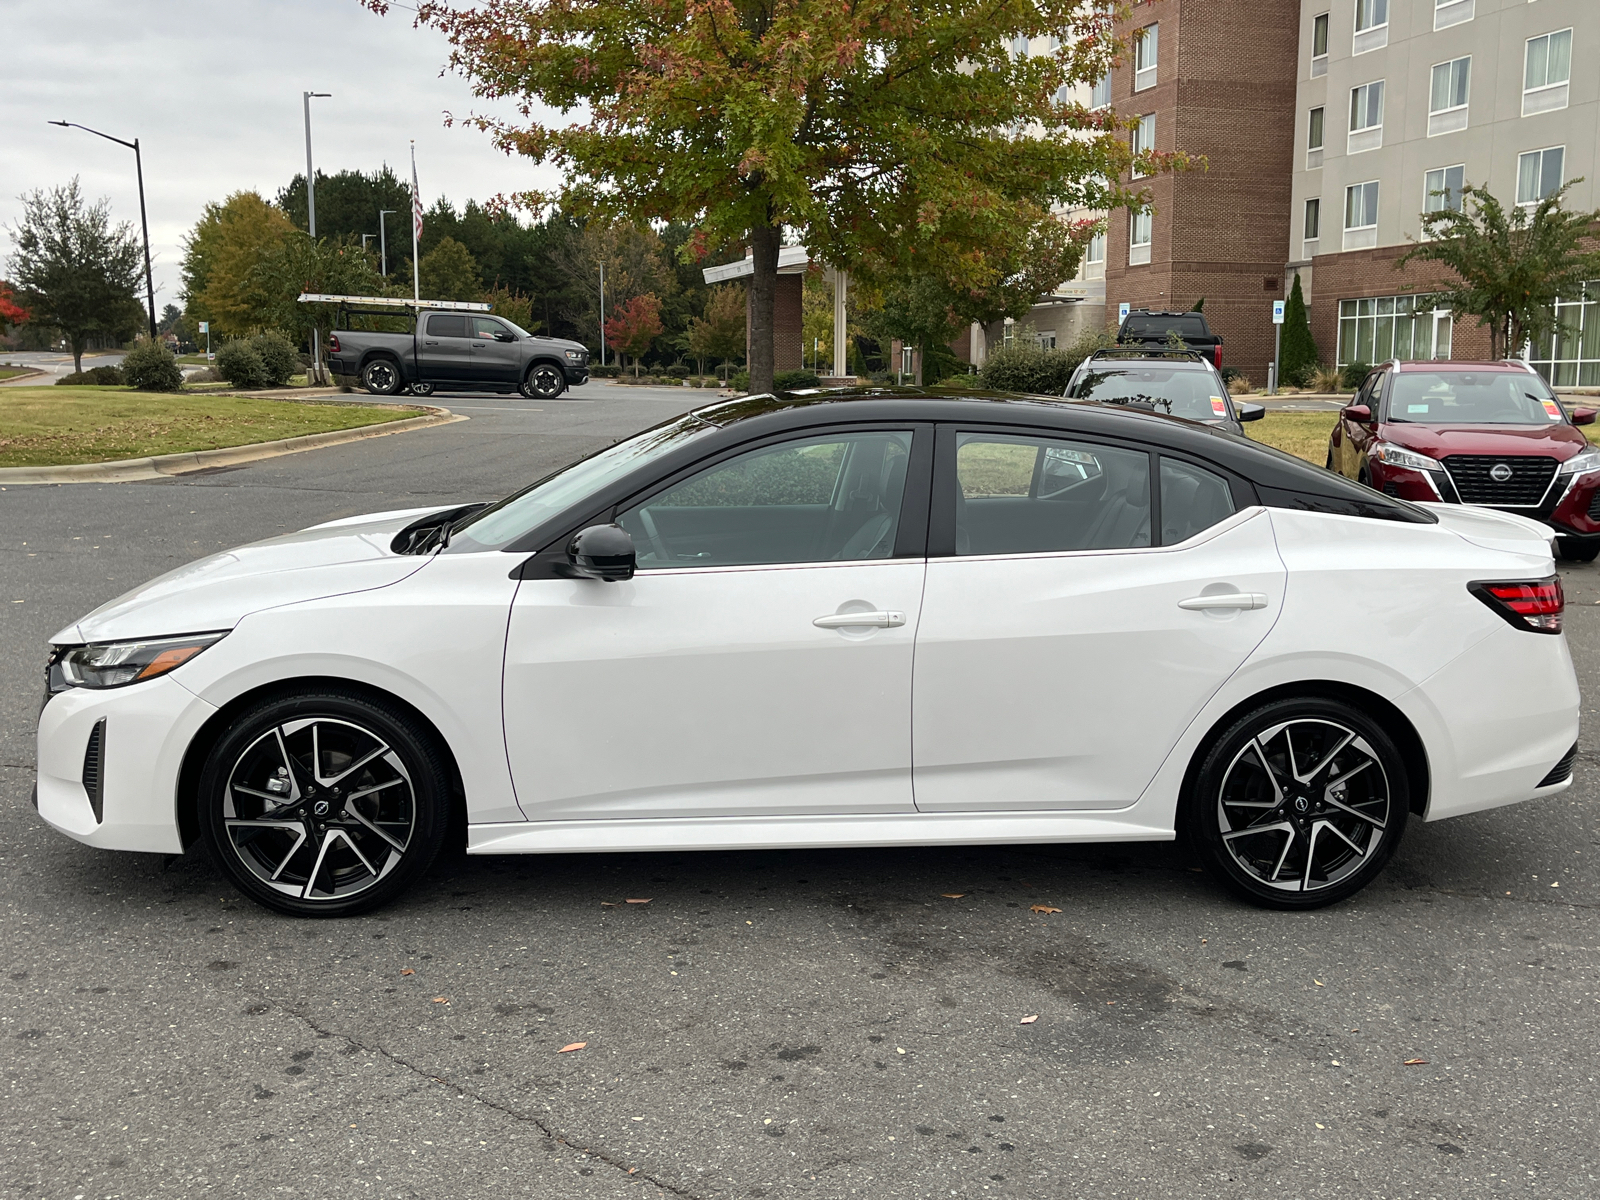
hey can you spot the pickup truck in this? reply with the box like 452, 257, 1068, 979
327, 310, 590, 399
1116, 309, 1224, 371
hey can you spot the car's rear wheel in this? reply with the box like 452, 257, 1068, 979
198, 690, 450, 917
409, 381, 435, 398
522, 363, 565, 399
1185, 697, 1408, 909
361, 359, 401, 396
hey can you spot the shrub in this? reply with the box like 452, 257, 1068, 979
978, 327, 1116, 395
1339, 361, 1371, 391
590, 363, 621, 378
121, 338, 184, 392
58, 365, 125, 386
217, 339, 268, 389
1309, 363, 1343, 393
774, 369, 821, 390
665, 363, 691, 379
1219, 366, 1243, 385
251, 331, 299, 387
1227, 375, 1254, 395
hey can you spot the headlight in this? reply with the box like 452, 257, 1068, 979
1371, 442, 1444, 473
564, 349, 584, 361
1557, 446, 1600, 476
47, 632, 227, 695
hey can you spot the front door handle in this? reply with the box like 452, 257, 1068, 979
814, 610, 906, 629
1178, 593, 1268, 611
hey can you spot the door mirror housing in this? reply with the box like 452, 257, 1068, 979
1236, 402, 1265, 422
563, 524, 636, 581
1572, 407, 1596, 426
1341, 404, 1372, 423
496, 331, 517, 342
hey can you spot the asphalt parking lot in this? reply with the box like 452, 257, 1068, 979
3, 381, 1598, 1199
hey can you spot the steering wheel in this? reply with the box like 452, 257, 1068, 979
637, 507, 671, 564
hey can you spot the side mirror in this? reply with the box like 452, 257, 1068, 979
1572, 408, 1596, 426
1237, 402, 1265, 422
563, 524, 635, 581
1341, 404, 1372, 423
496, 331, 517, 343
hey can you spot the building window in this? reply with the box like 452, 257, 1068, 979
1517, 146, 1565, 206
1304, 198, 1322, 254
1348, 81, 1384, 154
1523, 29, 1572, 117
1428, 57, 1470, 137
1354, 0, 1387, 54
1090, 72, 1111, 109
1344, 180, 1379, 251
1434, 0, 1473, 31
1424, 165, 1465, 216
1134, 24, 1158, 91
1307, 106, 1325, 169
1338, 296, 1453, 366
1130, 114, 1155, 179
1010, 35, 1030, 58
1083, 230, 1106, 280
1311, 12, 1329, 77
1529, 281, 1600, 387
1129, 209, 1153, 266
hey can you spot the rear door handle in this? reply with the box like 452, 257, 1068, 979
814, 610, 906, 629
1179, 593, 1268, 611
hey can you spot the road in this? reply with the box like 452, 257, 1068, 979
3, 381, 1598, 1200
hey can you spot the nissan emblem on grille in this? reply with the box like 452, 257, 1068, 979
1490, 463, 1513, 482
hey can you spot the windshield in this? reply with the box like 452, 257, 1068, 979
1068, 367, 1231, 422
499, 317, 532, 339
448, 414, 715, 551
1386, 372, 1566, 425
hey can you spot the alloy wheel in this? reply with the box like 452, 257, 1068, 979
1215, 718, 1393, 893
220, 717, 415, 903
362, 361, 399, 395
525, 364, 564, 398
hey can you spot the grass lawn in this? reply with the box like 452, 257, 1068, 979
0, 366, 37, 381
1243, 409, 1600, 464
0, 386, 415, 468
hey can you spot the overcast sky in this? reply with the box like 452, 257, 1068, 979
1, 0, 566, 309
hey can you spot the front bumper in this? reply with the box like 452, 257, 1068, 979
1370, 460, 1600, 539
563, 366, 589, 386
35, 675, 217, 854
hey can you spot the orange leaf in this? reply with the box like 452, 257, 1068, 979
625, 898, 652, 904
432, 997, 448, 1004
400, 968, 415, 976
1403, 1058, 1428, 1066
559, 1042, 588, 1053
1019, 1014, 1039, 1024
1030, 905, 1062, 914
941, 893, 966, 899
600, 902, 617, 906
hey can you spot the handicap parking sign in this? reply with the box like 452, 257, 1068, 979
1119, 302, 1130, 322
1272, 300, 1286, 324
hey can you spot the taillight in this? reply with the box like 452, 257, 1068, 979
1470, 577, 1564, 634
328, 334, 341, 353
1213, 346, 1222, 369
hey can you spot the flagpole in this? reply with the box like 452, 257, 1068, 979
410, 140, 420, 303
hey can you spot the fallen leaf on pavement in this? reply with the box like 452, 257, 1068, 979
400, 968, 414, 976
432, 997, 448, 1004
1403, 1058, 1428, 1066
626, 898, 652, 904
601, 901, 617, 906
941, 893, 966, 899
1314, 980, 1325, 987
1030, 905, 1062, 914
1019, 1015, 1039, 1024
559, 1042, 588, 1053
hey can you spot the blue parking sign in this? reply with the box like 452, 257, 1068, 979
1272, 300, 1286, 324
1119, 302, 1131, 322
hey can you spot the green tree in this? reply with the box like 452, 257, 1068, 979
1399, 179, 1600, 359
374, 0, 1159, 395
1279, 274, 1319, 387
277, 166, 413, 255
686, 284, 746, 380
604, 292, 665, 377
6, 178, 145, 372
251, 235, 387, 350
416, 237, 482, 301
185, 192, 297, 336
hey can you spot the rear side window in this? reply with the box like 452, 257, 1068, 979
1160, 458, 1236, 544
426, 314, 469, 338
1123, 315, 1207, 340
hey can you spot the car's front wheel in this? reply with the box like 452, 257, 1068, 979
198, 689, 450, 917
1558, 538, 1600, 563
1185, 697, 1408, 909
522, 363, 566, 399
361, 358, 402, 396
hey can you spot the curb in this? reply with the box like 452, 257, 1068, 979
0, 404, 465, 486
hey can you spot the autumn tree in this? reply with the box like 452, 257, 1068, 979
371, 0, 1153, 394
6, 178, 145, 372
1399, 179, 1600, 359
0, 283, 28, 332
183, 192, 296, 337
687, 283, 747, 380
549, 220, 676, 350
605, 292, 665, 377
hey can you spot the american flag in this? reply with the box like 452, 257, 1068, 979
411, 158, 423, 240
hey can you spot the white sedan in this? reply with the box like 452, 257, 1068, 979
36, 390, 1580, 915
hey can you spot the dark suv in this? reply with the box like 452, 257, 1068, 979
1064, 348, 1263, 434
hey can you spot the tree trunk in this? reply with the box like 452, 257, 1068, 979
748, 222, 780, 394
71, 335, 84, 375
913, 343, 925, 387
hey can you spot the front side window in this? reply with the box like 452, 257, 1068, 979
1517, 147, 1565, 206
1161, 459, 1236, 545
1130, 114, 1156, 178
1386, 372, 1564, 425
617, 431, 913, 569
1134, 24, 1158, 90
1355, 0, 1387, 33
954, 433, 1151, 555
1424, 165, 1465, 214
471, 316, 510, 339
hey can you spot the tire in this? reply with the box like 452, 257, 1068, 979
409, 381, 435, 398
361, 358, 402, 396
197, 689, 450, 917
1325, 449, 1335, 472
1558, 539, 1600, 563
1184, 697, 1409, 909
522, 363, 566, 399
1357, 465, 1373, 491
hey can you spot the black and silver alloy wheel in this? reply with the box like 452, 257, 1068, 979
1188, 699, 1408, 909
522, 363, 565, 398
361, 359, 401, 395
409, 380, 435, 398
199, 692, 448, 916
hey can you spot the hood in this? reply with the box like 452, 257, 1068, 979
53, 507, 451, 645
1380, 421, 1588, 461
1419, 502, 1558, 557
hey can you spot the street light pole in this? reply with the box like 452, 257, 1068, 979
378, 209, 396, 277
48, 120, 157, 340
302, 91, 331, 384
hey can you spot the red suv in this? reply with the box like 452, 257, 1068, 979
1328, 361, 1600, 561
